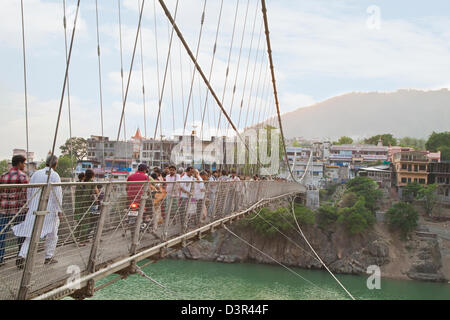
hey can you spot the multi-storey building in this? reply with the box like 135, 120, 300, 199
329, 143, 388, 164
286, 147, 324, 186
392, 151, 429, 188
428, 162, 450, 203
141, 138, 176, 168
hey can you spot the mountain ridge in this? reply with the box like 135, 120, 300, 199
279, 89, 450, 140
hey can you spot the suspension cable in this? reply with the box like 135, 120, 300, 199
137, 0, 148, 138
46, 0, 80, 187
95, 0, 105, 170
152, 0, 179, 168
261, 0, 297, 182
62, 0, 74, 180
289, 199, 356, 300
240, 19, 264, 131
245, 22, 266, 131
215, 0, 240, 137
224, 0, 252, 137
115, 0, 145, 142
230, 2, 261, 135
223, 225, 335, 296
20, 0, 30, 174
182, 0, 207, 135
117, 0, 128, 171
200, 0, 224, 143
158, 0, 265, 171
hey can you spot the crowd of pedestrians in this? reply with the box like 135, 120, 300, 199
0, 152, 269, 270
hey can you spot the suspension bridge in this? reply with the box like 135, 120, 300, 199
0, 0, 355, 300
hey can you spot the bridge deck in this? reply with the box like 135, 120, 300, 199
0, 180, 303, 300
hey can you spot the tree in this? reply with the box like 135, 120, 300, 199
60, 137, 88, 162
364, 134, 397, 146
316, 205, 339, 229
338, 197, 374, 235
0, 160, 9, 175
55, 155, 77, 178
399, 137, 426, 150
338, 192, 358, 208
425, 131, 450, 152
345, 176, 382, 213
293, 204, 315, 225
333, 136, 353, 145
438, 145, 450, 162
418, 184, 438, 217
402, 182, 422, 201
386, 202, 418, 239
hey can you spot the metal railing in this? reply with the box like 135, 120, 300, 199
0, 180, 302, 300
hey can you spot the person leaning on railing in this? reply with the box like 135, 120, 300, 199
74, 169, 99, 246
0, 155, 29, 268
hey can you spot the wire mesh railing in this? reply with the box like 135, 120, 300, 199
0, 180, 301, 300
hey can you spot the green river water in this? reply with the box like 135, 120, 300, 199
87, 259, 450, 300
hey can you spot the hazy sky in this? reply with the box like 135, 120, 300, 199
1, 0, 450, 160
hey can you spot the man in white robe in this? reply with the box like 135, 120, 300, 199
13, 155, 62, 267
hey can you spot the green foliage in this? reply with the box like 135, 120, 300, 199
0, 160, 9, 175
293, 205, 315, 226
386, 202, 418, 239
364, 134, 397, 146
418, 184, 438, 217
333, 136, 353, 145
403, 182, 422, 201
316, 205, 339, 229
338, 192, 358, 208
60, 137, 88, 161
425, 131, 450, 161
399, 137, 426, 150
345, 176, 382, 212
337, 197, 375, 235
38, 162, 46, 170
55, 155, 77, 178
242, 205, 314, 237
403, 183, 438, 216
425, 131, 450, 153
438, 146, 450, 162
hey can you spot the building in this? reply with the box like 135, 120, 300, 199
388, 146, 414, 162
141, 138, 176, 168
87, 135, 133, 168
392, 151, 429, 188
324, 164, 349, 184
329, 143, 388, 164
428, 162, 450, 203
75, 160, 104, 177
357, 165, 392, 189
286, 147, 324, 186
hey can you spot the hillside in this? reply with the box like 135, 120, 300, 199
279, 89, 450, 140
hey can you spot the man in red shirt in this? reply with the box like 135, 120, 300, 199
0, 155, 29, 267
126, 164, 156, 231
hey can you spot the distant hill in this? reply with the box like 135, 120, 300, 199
279, 89, 450, 141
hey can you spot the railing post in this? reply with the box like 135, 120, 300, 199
17, 185, 50, 300
162, 181, 178, 241
130, 181, 150, 256
182, 181, 194, 233
84, 182, 112, 296
211, 180, 222, 219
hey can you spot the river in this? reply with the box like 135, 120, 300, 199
86, 259, 450, 300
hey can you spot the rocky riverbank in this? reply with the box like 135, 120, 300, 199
170, 216, 448, 283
